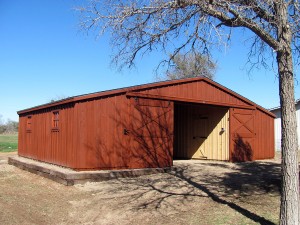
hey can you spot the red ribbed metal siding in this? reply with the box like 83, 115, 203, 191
229, 108, 275, 162
74, 95, 128, 169
17, 78, 275, 170
136, 80, 251, 108
229, 108, 255, 162
18, 104, 76, 168
127, 98, 173, 168
254, 109, 275, 160
71, 95, 173, 170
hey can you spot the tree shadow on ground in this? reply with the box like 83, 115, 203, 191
170, 161, 280, 224
112, 160, 281, 225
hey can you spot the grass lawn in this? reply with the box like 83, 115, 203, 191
0, 134, 18, 152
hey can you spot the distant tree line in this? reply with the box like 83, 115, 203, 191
0, 115, 18, 134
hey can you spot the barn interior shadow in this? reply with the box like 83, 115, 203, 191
173, 102, 228, 160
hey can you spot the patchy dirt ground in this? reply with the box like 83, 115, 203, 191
0, 152, 282, 225
0, 152, 16, 164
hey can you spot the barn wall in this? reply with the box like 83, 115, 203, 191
72, 95, 174, 170
73, 95, 128, 170
174, 103, 229, 161
18, 103, 76, 168
137, 80, 252, 108
229, 108, 255, 162
18, 117, 29, 157
18, 78, 275, 169
127, 98, 174, 168
254, 109, 275, 160
229, 108, 274, 162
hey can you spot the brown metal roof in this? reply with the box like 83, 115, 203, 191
17, 77, 275, 117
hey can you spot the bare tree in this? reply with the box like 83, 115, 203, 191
158, 52, 216, 80
0, 114, 5, 134
0, 117, 19, 134
5, 119, 19, 134
78, 1, 299, 224
48, 95, 70, 103
0, 114, 3, 126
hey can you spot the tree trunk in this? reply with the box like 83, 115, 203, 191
277, 33, 299, 225
276, 2, 299, 223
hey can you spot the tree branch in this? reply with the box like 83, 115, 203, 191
201, 2, 279, 50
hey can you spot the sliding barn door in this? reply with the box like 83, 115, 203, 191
230, 108, 255, 162
127, 97, 174, 168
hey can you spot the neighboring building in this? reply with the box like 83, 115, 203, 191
270, 99, 300, 151
17, 78, 275, 170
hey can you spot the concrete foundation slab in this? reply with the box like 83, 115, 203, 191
8, 156, 171, 186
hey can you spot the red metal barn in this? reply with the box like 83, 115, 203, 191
17, 78, 275, 170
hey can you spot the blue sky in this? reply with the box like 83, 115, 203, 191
0, 0, 299, 122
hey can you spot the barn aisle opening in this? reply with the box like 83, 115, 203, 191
173, 103, 229, 161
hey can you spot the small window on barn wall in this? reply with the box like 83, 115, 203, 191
26, 115, 32, 132
51, 110, 60, 131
